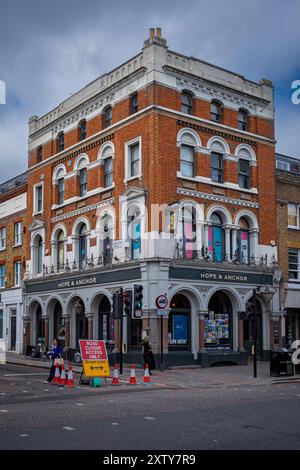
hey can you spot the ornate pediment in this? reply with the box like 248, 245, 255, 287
119, 187, 147, 201
29, 219, 46, 232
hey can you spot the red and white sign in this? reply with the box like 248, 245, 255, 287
155, 295, 168, 310
79, 340, 108, 361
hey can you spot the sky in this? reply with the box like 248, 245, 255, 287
0, 0, 299, 183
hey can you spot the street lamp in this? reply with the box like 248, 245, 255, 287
252, 284, 275, 378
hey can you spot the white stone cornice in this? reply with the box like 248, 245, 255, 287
177, 187, 259, 209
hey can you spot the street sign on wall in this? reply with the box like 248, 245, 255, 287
79, 340, 110, 378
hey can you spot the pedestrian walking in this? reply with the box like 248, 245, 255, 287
142, 336, 156, 375
45, 338, 63, 383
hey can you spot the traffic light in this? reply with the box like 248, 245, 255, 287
133, 284, 143, 319
123, 290, 132, 317
246, 301, 255, 320
112, 290, 123, 319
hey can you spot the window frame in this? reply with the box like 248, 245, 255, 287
288, 248, 300, 280
130, 93, 138, 114
57, 177, 65, 205
181, 92, 193, 115
238, 158, 250, 189
287, 203, 300, 228
210, 101, 222, 123
79, 167, 88, 198
104, 107, 112, 128
79, 120, 87, 141
125, 137, 142, 182
104, 157, 113, 188
14, 222, 22, 246
33, 183, 44, 215
0, 264, 5, 288
0, 227, 6, 251
58, 133, 65, 152
211, 151, 224, 184
180, 144, 195, 178
14, 261, 22, 286
238, 109, 248, 131
37, 145, 43, 163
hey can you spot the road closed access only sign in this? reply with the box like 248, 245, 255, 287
79, 340, 110, 378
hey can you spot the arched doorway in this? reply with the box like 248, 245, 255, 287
36, 305, 45, 344
53, 301, 65, 347
73, 297, 87, 348
243, 298, 263, 359
168, 294, 191, 351
206, 291, 232, 348
98, 296, 114, 349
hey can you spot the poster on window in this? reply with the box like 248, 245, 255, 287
172, 315, 188, 344
240, 231, 249, 263
132, 222, 141, 259
184, 222, 194, 259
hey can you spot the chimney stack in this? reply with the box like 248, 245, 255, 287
143, 27, 167, 48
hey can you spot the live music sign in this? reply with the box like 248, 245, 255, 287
79, 340, 110, 377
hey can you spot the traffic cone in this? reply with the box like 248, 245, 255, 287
53, 359, 61, 384
66, 363, 74, 387
112, 364, 120, 385
143, 364, 151, 383
60, 362, 67, 386
129, 364, 137, 385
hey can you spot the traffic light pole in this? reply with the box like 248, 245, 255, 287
253, 288, 257, 379
119, 288, 123, 375
160, 315, 164, 372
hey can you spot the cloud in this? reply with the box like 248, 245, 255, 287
0, 0, 300, 182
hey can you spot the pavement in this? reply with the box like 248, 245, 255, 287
0, 362, 300, 450
3, 351, 300, 389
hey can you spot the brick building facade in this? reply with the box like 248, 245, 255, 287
23, 28, 281, 365
0, 173, 27, 354
276, 153, 300, 348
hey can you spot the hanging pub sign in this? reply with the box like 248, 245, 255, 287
79, 340, 110, 378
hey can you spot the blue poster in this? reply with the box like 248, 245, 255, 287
173, 315, 188, 343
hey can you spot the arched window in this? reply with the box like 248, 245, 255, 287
179, 206, 197, 259
211, 100, 222, 123
79, 120, 87, 141
128, 208, 141, 260
55, 168, 65, 205
211, 152, 224, 183
100, 214, 113, 265
180, 145, 194, 177
57, 230, 65, 267
237, 217, 250, 263
78, 224, 87, 267
181, 91, 193, 115
238, 159, 250, 189
209, 213, 224, 262
238, 109, 248, 131
79, 168, 87, 197
104, 157, 113, 188
36, 235, 43, 274
36, 305, 45, 344
57, 132, 64, 152
104, 106, 112, 128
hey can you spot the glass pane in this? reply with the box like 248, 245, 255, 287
288, 204, 298, 226
181, 161, 194, 177
181, 145, 194, 163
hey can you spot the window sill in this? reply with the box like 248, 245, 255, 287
13, 244, 22, 249
124, 176, 142, 184
0, 248, 6, 252
287, 225, 300, 231
33, 211, 43, 217
177, 173, 258, 194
